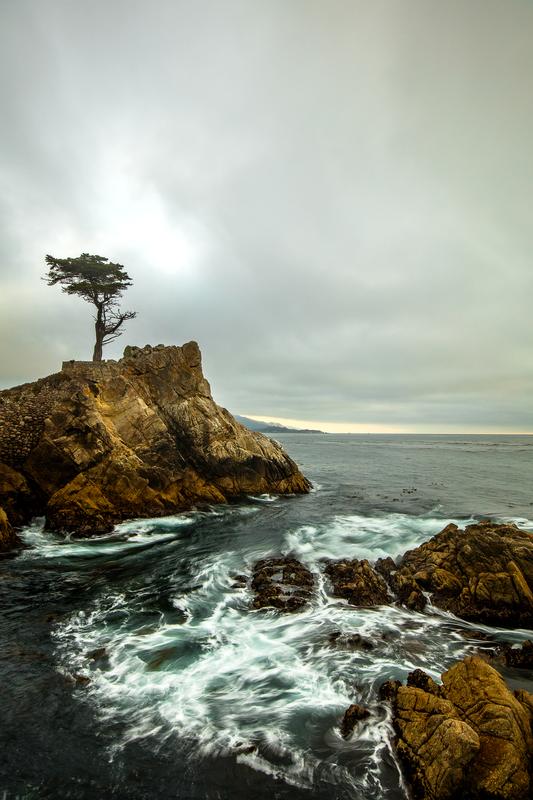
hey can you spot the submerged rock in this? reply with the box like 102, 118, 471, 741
251, 557, 314, 612
324, 558, 389, 606
328, 630, 375, 651
496, 639, 533, 669
382, 656, 533, 800
0, 343, 310, 536
340, 703, 371, 738
394, 521, 533, 627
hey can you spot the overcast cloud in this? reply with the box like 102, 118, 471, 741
1, 0, 532, 432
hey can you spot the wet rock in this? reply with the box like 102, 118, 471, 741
340, 703, 371, 738
515, 689, 533, 720
324, 558, 389, 606
0, 462, 42, 526
394, 521, 533, 627
0, 506, 21, 552
233, 742, 257, 755
230, 573, 248, 588
497, 639, 533, 669
383, 655, 533, 800
328, 630, 374, 651
374, 554, 427, 611
379, 679, 401, 702
251, 557, 314, 612
394, 684, 480, 800
86, 647, 109, 668
374, 556, 397, 582
70, 673, 91, 687
0, 343, 310, 536
444, 656, 533, 798
389, 571, 427, 612
146, 646, 180, 671
406, 669, 442, 696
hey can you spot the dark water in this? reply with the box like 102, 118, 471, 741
1, 434, 533, 799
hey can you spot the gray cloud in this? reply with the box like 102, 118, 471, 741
1, 0, 532, 431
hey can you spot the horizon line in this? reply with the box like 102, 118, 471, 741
243, 414, 533, 436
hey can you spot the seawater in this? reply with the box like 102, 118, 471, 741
1, 434, 533, 799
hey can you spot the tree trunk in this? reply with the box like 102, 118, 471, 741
93, 305, 104, 362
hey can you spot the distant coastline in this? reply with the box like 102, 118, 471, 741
234, 414, 325, 435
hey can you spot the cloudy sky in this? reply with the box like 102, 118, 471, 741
1, 0, 532, 432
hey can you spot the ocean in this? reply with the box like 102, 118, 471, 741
2, 434, 533, 799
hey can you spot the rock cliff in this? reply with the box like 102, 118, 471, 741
0, 343, 310, 540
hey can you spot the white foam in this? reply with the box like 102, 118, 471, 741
283, 512, 477, 564
49, 508, 533, 795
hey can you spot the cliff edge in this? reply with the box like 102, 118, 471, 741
0, 342, 310, 539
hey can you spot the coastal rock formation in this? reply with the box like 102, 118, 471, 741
0, 463, 40, 527
375, 555, 428, 613
497, 639, 533, 669
0, 507, 21, 551
393, 521, 533, 627
382, 655, 533, 800
324, 558, 389, 606
340, 703, 371, 738
251, 557, 314, 612
0, 343, 310, 536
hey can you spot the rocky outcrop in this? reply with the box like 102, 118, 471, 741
251, 557, 315, 612
494, 640, 533, 670
0, 507, 21, 551
393, 521, 533, 627
382, 656, 533, 800
324, 558, 389, 606
0, 343, 310, 536
340, 703, 370, 738
0, 463, 41, 527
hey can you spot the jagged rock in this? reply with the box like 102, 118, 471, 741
230, 573, 248, 588
390, 571, 428, 612
382, 655, 533, 800
443, 656, 533, 799
0, 507, 21, 551
0, 463, 39, 526
324, 558, 389, 606
406, 669, 442, 696
374, 554, 428, 611
0, 343, 310, 535
379, 679, 401, 702
251, 557, 314, 612
515, 689, 533, 720
374, 556, 397, 581
340, 703, 371, 738
394, 521, 533, 627
394, 684, 480, 799
497, 640, 533, 669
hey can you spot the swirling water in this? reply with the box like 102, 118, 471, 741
1, 433, 533, 799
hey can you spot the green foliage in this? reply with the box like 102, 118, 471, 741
44, 253, 137, 360
44, 253, 133, 303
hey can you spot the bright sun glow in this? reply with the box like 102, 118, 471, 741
97, 150, 206, 276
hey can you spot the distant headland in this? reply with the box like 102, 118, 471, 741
235, 415, 325, 435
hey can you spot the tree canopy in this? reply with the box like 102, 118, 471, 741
44, 253, 137, 361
